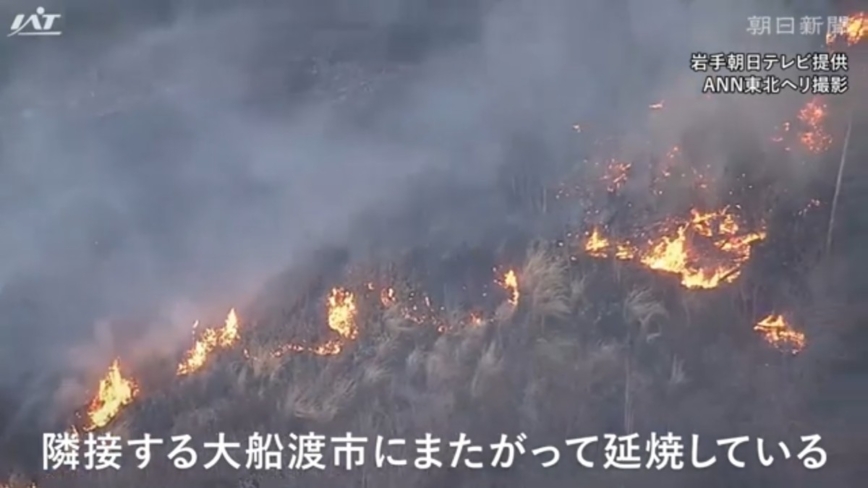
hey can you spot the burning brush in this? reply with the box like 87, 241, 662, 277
83, 359, 138, 431
51, 19, 868, 481
754, 314, 806, 355
583, 207, 767, 290
177, 309, 241, 376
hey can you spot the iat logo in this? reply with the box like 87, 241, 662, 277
8, 6, 62, 37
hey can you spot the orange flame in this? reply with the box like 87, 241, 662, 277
797, 98, 832, 154
584, 228, 611, 258
499, 269, 520, 305
826, 12, 867, 46
754, 314, 806, 354
177, 309, 241, 376
264, 287, 359, 359
84, 359, 138, 431
584, 228, 636, 260
327, 288, 358, 340
583, 208, 766, 289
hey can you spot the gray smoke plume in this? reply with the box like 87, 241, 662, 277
0, 0, 845, 476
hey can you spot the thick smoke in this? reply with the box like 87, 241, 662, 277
0, 0, 839, 466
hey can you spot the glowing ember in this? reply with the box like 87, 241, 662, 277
273, 338, 343, 358
177, 309, 241, 376
468, 311, 484, 325
603, 161, 631, 192
754, 314, 806, 354
380, 287, 396, 307
85, 359, 138, 431
797, 98, 832, 153
583, 208, 766, 289
798, 199, 822, 216
311, 339, 343, 355
770, 122, 793, 151
499, 269, 520, 305
826, 13, 867, 46
327, 287, 358, 340
399, 293, 441, 324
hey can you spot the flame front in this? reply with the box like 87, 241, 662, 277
754, 314, 806, 354
500, 270, 520, 305
583, 208, 766, 289
327, 287, 358, 339
85, 359, 138, 431
177, 309, 241, 376
271, 287, 358, 357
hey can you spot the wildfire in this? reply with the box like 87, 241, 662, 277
826, 12, 867, 46
327, 287, 358, 340
583, 208, 766, 289
84, 359, 138, 431
265, 286, 362, 359
177, 309, 241, 376
255, 287, 362, 360
754, 314, 806, 354
585, 228, 610, 258
584, 228, 636, 260
797, 98, 832, 153
499, 269, 520, 305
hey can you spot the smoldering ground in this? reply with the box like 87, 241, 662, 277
1, 0, 865, 485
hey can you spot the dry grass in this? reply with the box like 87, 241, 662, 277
10, 138, 864, 488
16, 236, 847, 488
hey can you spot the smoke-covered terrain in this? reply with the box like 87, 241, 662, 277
1, 0, 867, 487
